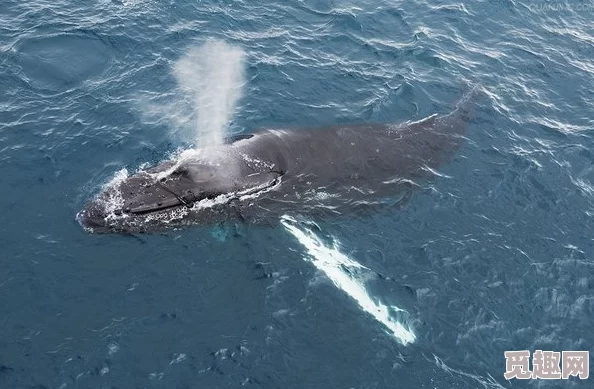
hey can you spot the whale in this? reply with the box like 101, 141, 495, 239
77, 93, 474, 233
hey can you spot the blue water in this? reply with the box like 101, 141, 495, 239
1, 0, 593, 388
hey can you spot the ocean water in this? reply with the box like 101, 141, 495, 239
1, 0, 593, 388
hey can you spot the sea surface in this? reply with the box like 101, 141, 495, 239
1, 0, 594, 388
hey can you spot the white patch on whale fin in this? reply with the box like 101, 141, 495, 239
280, 215, 416, 345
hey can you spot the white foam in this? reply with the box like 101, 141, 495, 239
280, 215, 416, 345
99, 168, 130, 222
433, 355, 505, 388
422, 165, 453, 179
237, 176, 282, 201
239, 152, 275, 171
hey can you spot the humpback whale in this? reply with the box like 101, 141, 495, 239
77, 94, 474, 233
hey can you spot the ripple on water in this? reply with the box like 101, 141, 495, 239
16, 32, 111, 93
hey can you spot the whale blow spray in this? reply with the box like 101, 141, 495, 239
173, 40, 246, 148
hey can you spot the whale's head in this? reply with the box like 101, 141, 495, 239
77, 146, 283, 233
